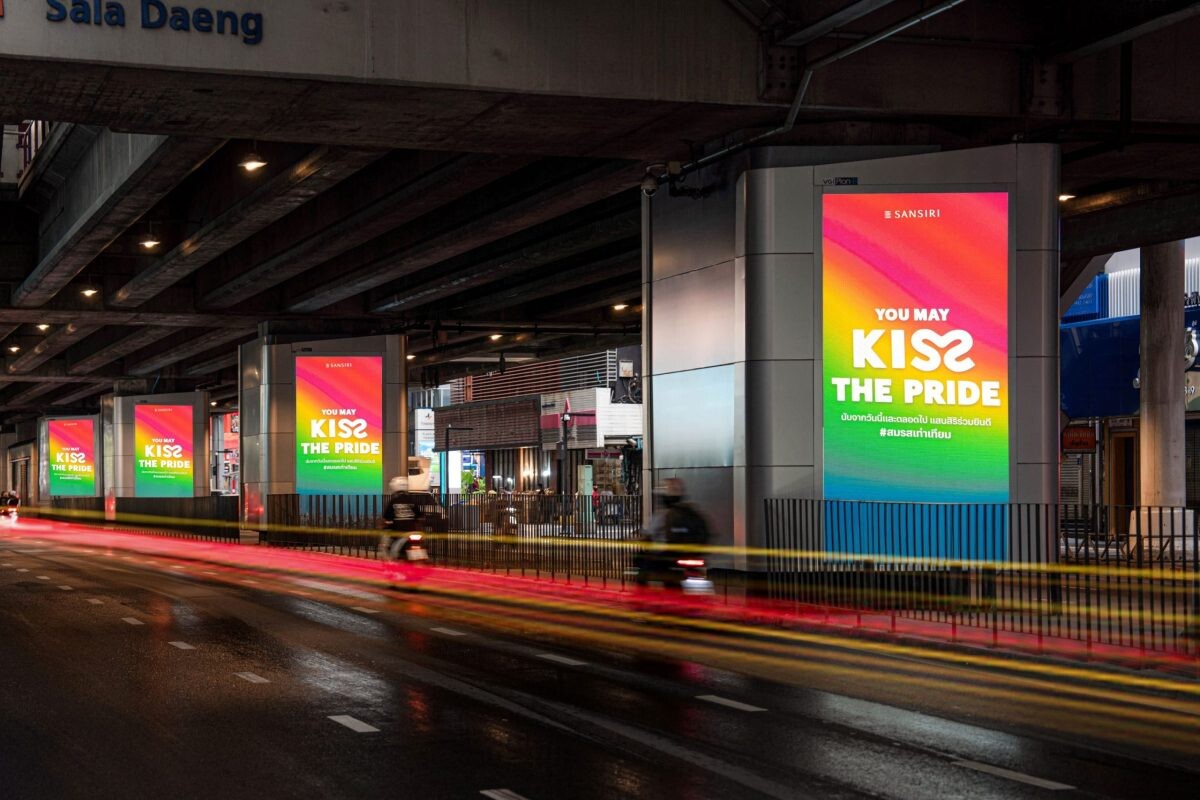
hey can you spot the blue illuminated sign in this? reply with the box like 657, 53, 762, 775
45, 1, 263, 45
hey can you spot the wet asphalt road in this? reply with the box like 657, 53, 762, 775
0, 532, 1197, 800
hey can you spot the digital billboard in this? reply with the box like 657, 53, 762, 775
134, 405, 194, 497
295, 356, 383, 495
822, 191, 1010, 505
47, 418, 96, 497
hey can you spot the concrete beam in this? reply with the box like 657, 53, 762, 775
288, 161, 637, 312
200, 153, 526, 309
780, 1, 898, 46
110, 146, 383, 308
449, 249, 640, 317
127, 328, 256, 376
1, 382, 62, 410
372, 208, 641, 313
67, 326, 179, 375
51, 383, 113, 407
184, 352, 240, 377
0, 307, 263, 328
1062, 190, 1200, 260
7, 323, 102, 375
13, 135, 224, 308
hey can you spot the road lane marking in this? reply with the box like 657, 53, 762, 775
951, 760, 1074, 791
58, 586, 73, 591
328, 715, 379, 733
121, 618, 144, 626
481, 791, 532, 800
170, 565, 186, 570
242, 579, 259, 585
431, 627, 468, 637
16, 568, 28, 573
351, 606, 381, 615
234, 672, 270, 684
168, 642, 196, 650
697, 695, 767, 713
87, 599, 104, 605
37, 576, 50, 581
537, 653, 587, 667
203, 570, 218, 575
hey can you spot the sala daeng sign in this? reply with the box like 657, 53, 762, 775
44, 1, 263, 44
822, 191, 1011, 505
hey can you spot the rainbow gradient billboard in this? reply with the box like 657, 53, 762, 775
822, 191, 1010, 505
47, 418, 96, 497
134, 405, 194, 498
295, 356, 383, 495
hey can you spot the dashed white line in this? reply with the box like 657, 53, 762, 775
328, 715, 379, 733
36, 575, 50, 581
951, 760, 1074, 791
58, 586, 73, 591
431, 627, 468, 637
697, 695, 767, 713
234, 672, 270, 684
537, 653, 587, 667
351, 606, 382, 615
203, 570, 218, 575
168, 642, 196, 651
16, 568, 28, 573
121, 618, 145, 626
170, 565, 187, 570
241, 579, 259, 585
481, 790, 532, 800
87, 599, 104, 605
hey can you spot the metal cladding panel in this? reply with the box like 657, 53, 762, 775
434, 396, 542, 450
740, 167, 815, 257
1015, 250, 1058, 359
652, 366, 735, 470
745, 360, 815, 468
651, 160, 740, 282
743, 254, 815, 362
651, 260, 739, 375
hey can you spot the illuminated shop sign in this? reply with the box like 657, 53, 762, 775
48, 418, 96, 497
295, 356, 383, 495
822, 191, 1010, 504
135, 404, 194, 497
45, 1, 263, 45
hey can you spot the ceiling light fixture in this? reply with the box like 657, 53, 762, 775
490, 334, 503, 341
1058, 194, 1076, 202
81, 287, 99, 298
8, 346, 20, 354
36, 324, 50, 332
210, 401, 219, 407
613, 304, 629, 311
406, 354, 416, 361
240, 141, 268, 173
140, 221, 161, 250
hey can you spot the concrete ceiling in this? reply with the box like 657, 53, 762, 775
2, 0, 1200, 420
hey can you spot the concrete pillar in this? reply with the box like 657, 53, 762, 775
1139, 240, 1186, 507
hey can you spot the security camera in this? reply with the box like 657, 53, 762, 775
640, 175, 659, 197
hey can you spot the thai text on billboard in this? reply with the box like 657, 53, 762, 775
135, 405, 194, 497
822, 191, 1010, 504
295, 356, 383, 495
48, 418, 96, 497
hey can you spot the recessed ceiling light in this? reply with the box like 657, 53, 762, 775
7, 346, 19, 354
36, 324, 50, 332
140, 237, 161, 250
613, 304, 629, 311
406, 354, 416, 361
210, 401, 219, 407
1058, 194, 1076, 202
81, 288, 99, 298
490, 334, 503, 341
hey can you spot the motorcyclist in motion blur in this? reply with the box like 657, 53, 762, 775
634, 478, 714, 594
381, 476, 436, 582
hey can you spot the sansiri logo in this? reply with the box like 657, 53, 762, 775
884, 209, 941, 219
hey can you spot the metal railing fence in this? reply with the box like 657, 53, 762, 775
264, 493, 643, 583
44, 495, 240, 541
764, 499, 1200, 656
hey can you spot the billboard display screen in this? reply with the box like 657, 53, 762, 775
134, 405, 194, 497
47, 418, 96, 497
295, 356, 383, 495
822, 191, 1010, 505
